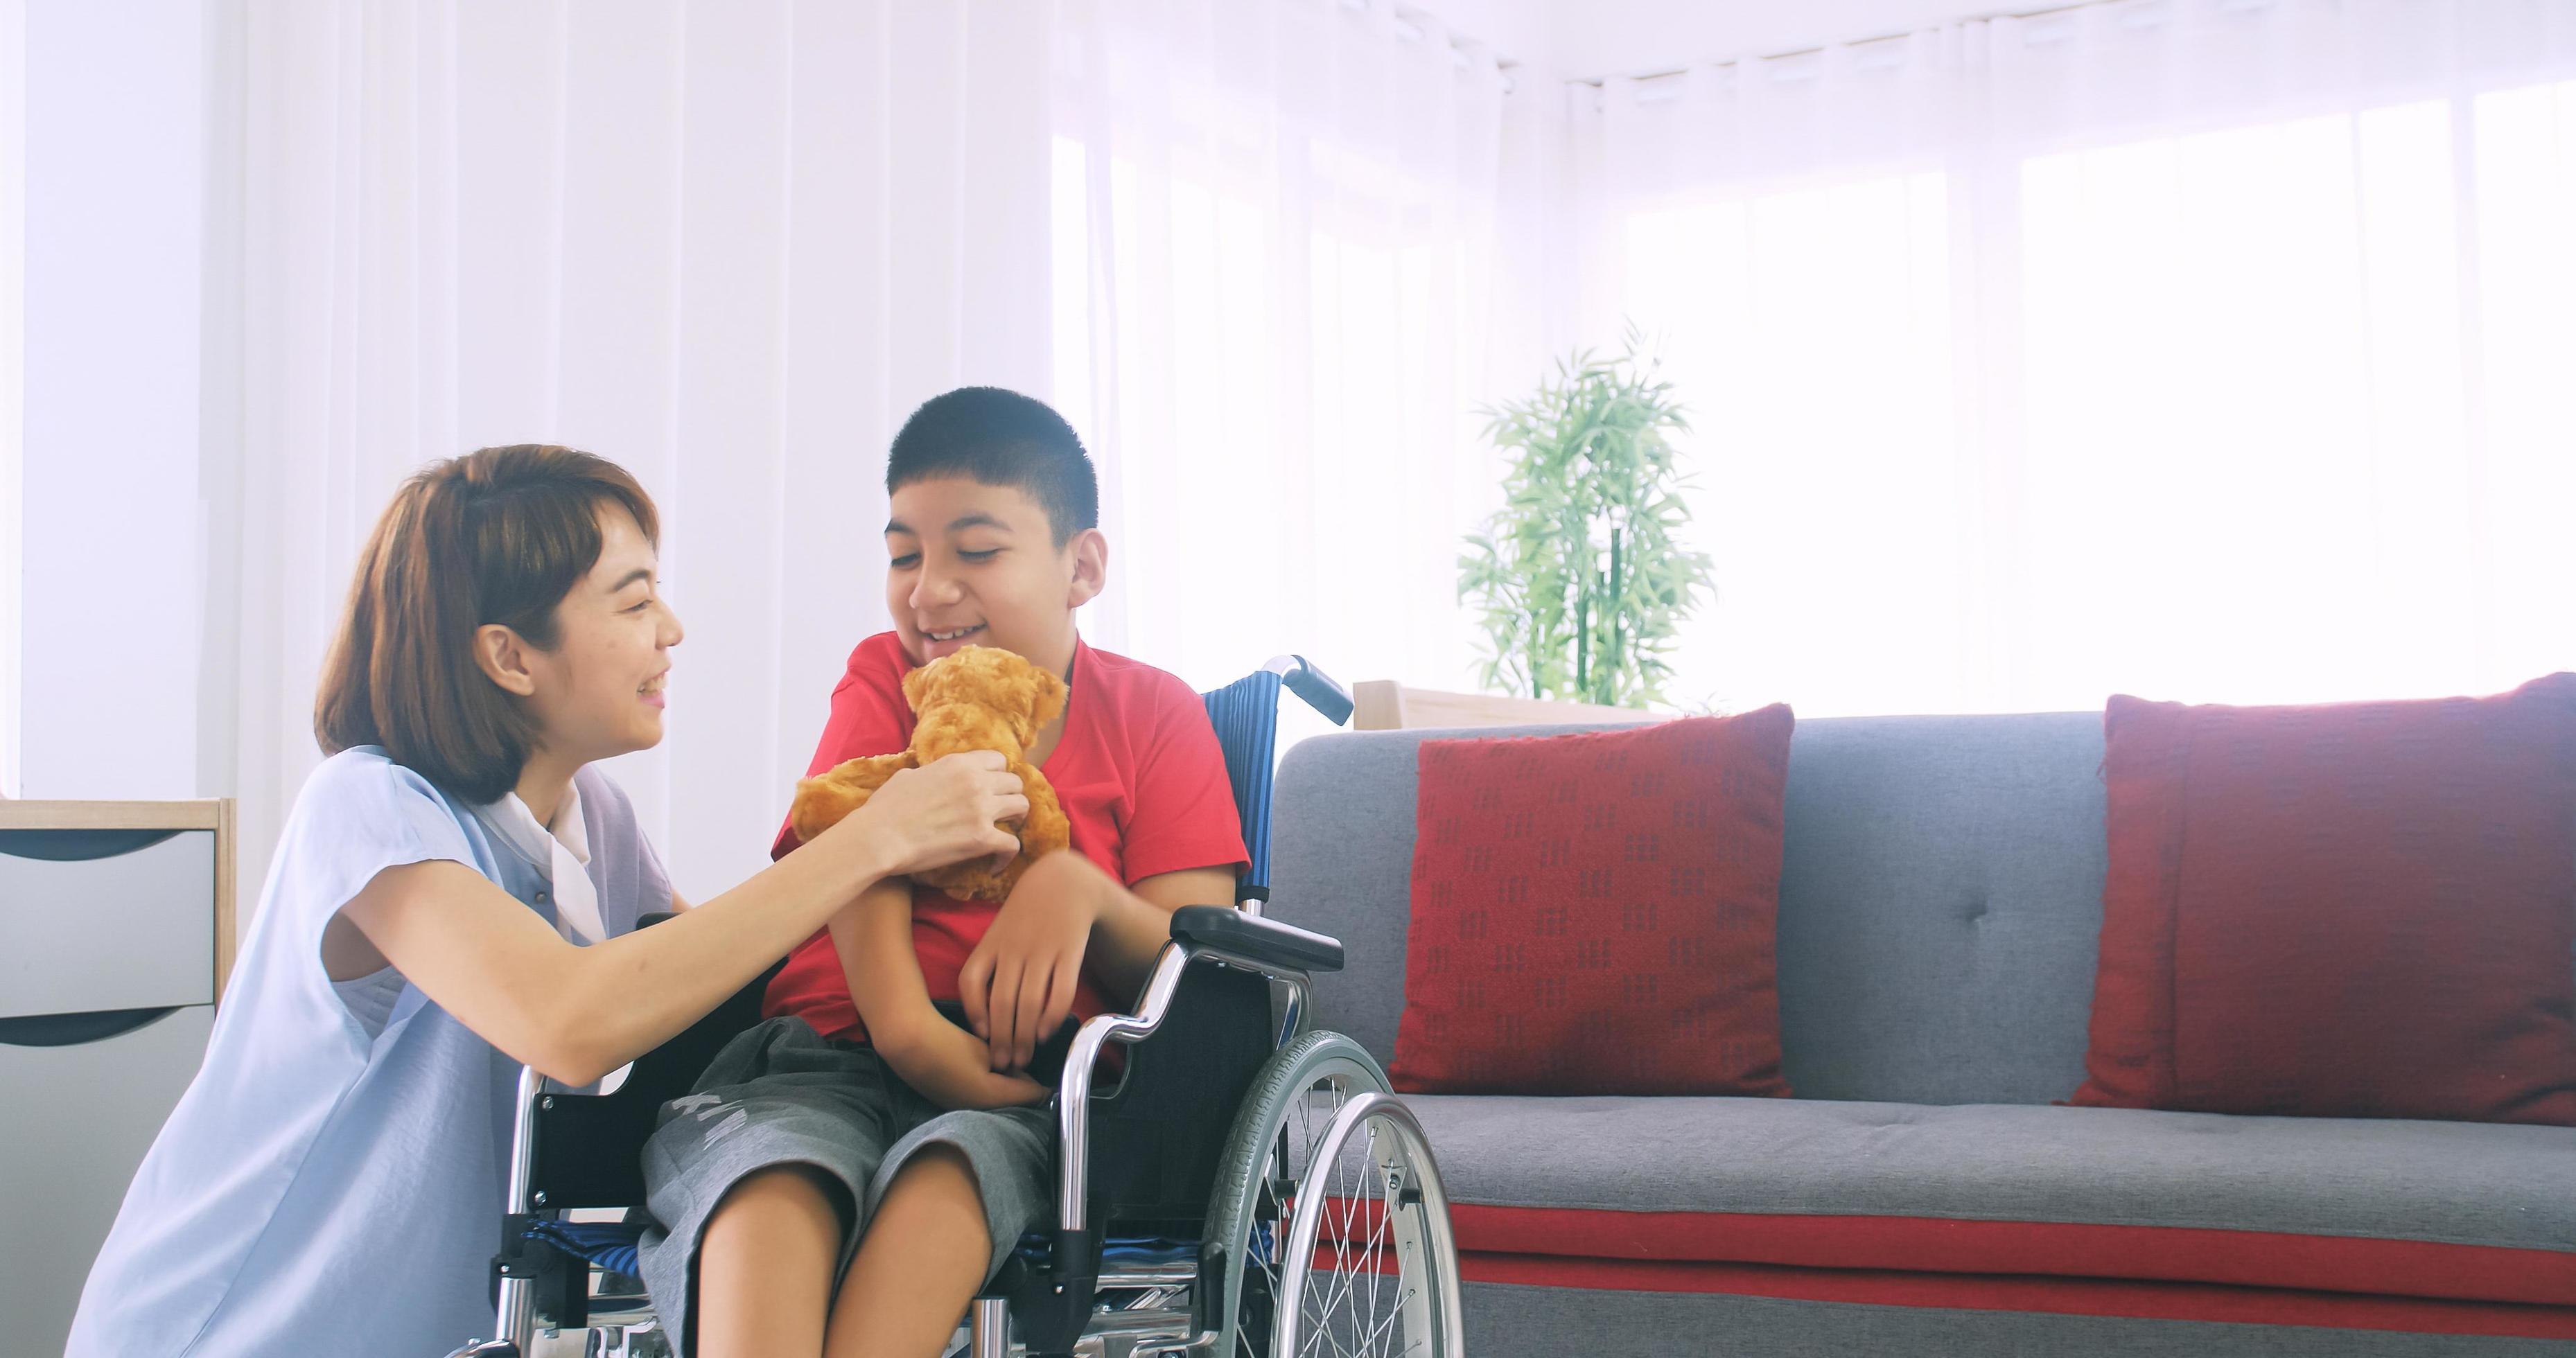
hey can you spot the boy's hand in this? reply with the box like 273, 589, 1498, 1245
958, 850, 1108, 1072
873, 998, 1049, 1110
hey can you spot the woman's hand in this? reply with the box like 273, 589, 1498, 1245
827, 751, 1028, 880
872, 1000, 1050, 1110
958, 850, 1106, 1072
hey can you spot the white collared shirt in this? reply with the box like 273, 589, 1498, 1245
499, 785, 606, 945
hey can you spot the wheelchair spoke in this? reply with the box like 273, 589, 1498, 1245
1360, 1140, 1398, 1348
1309, 1113, 1450, 1358
1295, 1116, 1428, 1358
1216, 1036, 1456, 1358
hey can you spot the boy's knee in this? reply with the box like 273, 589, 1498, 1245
888, 1144, 981, 1201
879, 1145, 990, 1243
710, 1164, 848, 1235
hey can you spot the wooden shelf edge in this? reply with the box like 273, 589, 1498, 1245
1351, 680, 1668, 732
0, 800, 225, 831
215, 799, 238, 1005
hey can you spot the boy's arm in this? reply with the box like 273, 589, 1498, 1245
829, 879, 1046, 1109
959, 851, 1236, 1072
1101, 864, 1238, 986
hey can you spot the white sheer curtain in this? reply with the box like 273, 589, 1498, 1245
0, 0, 21, 797
211, 0, 1055, 906
1049, 0, 1557, 697
1584, 0, 2576, 716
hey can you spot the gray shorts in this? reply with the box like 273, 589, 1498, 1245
635, 1016, 1053, 1355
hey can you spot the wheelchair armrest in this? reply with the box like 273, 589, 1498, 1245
1170, 904, 1342, 973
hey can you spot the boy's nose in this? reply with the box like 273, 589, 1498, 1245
911, 571, 965, 608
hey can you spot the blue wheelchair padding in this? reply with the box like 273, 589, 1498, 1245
525, 1220, 643, 1278
1202, 671, 1286, 894
1202, 654, 1351, 896
524, 662, 1350, 1282
521, 1221, 1201, 1276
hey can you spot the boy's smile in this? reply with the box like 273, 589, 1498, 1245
885, 475, 1106, 678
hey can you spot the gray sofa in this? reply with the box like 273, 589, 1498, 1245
1267, 713, 2576, 1357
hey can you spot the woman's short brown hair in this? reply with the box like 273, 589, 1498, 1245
315, 445, 660, 803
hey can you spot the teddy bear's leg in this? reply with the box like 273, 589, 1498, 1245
985, 757, 1074, 898
787, 752, 915, 844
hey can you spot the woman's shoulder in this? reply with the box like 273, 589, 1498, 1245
301, 745, 460, 808
288, 746, 477, 846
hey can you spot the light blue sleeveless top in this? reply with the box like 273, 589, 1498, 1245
66, 748, 670, 1358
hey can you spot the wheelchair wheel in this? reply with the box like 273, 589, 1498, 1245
1201, 1031, 1464, 1358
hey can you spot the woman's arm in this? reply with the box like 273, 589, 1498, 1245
339, 753, 1028, 1085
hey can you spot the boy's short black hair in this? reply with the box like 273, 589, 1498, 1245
886, 387, 1099, 547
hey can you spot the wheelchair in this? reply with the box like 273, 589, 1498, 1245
446, 656, 1464, 1358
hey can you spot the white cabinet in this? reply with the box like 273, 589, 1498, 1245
1, 1006, 218, 1354
0, 802, 232, 1358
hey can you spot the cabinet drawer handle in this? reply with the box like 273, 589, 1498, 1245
0, 829, 182, 863
0, 1007, 182, 1047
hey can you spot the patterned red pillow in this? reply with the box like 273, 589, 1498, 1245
1390, 709, 1796, 1097
2071, 674, 2576, 1125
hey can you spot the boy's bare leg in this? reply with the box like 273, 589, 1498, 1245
696, 1165, 843, 1358
824, 1145, 993, 1358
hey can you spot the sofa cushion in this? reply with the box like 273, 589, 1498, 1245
1392, 1094, 2576, 1307
1390, 710, 1796, 1096
2074, 676, 2576, 1125
1272, 712, 2119, 1106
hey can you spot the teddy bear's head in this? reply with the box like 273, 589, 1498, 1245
900, 644, 1068, 756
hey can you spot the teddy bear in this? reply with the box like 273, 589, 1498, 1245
786, 644, 1071, 901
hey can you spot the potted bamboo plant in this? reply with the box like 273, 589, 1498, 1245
1458, 329, 1715, 709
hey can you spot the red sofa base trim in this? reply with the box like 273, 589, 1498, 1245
1449, 1205, 2576, 1308
1457, 1252, 2576, 1341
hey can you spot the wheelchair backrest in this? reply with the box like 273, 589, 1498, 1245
1200, 655, 1352, 897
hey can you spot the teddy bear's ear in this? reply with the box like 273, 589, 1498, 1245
1028, 667, 1068, 733
900, 660, 936, 712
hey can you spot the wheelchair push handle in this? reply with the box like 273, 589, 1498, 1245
1262, 653, 1355, 728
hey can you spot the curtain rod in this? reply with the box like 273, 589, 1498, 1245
1561, 0, 2143, 89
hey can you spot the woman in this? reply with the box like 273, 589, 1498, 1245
65, 446, 1027, 1357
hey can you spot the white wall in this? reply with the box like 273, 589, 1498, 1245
18, 0, 207, 800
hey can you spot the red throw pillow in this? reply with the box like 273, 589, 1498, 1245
2071, 674, 2576, 1125
1390, 709, 1796, 1097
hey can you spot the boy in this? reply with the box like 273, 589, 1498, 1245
638, 388, 1250, 1358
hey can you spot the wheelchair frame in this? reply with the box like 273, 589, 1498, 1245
451, 655, 1462, 1358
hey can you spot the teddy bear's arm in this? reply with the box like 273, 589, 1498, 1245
785, 752, 915, 845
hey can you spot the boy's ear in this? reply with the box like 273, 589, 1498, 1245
1065, 528, 1107, 609
473, 624, 539, 698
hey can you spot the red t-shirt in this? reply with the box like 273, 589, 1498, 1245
763, 632, 1250, 1043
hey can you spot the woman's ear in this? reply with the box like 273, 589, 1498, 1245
473, 624, 541, 698
1065, 528, 1107, 608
